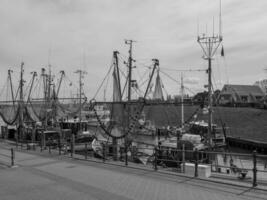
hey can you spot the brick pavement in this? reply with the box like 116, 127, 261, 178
1, 144, 267, 200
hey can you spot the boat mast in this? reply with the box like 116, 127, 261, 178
113, 51, 122, 100
144, 59, 158, 98
8, 70, 15, 105
197, 15, 222, 146
41, 68, 48, 129
181, 73, 184, 131
56, 71, 65, 97
19, 62, 24, 140
74, 69, 87, 128
47, 65, 52, 105
27, 71, 37, 102
125, 39, 135, 165
125, 39, 135, 102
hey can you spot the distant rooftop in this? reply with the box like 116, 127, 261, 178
222, 84, 264, 97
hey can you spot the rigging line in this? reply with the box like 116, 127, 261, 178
14, 85, 20, 102
134, 67, 151, 88
134, 65, 144, 84
160, 67, 206, 72
93, 63, 114, 100
118, 52, 152, 69
31, 77, 42, 100
5, 82, 10, 102
139, 78, 149, 89
0, 78, 8, 100
215, 53, 222, 87
117, 54, 129, 66
121, 76, 128, 100
159, 69, 181, 85
159, 73, 168, 97
162, 85, 169, 97
222, 56, 230, 84
133, 86, 144, 98
23, 79, 32, 99
118, 65, 128, 78
103, 66, 111, 101
139, 67, 151, 82
65, 74, 79, 90
134, 60, 153, 68
184, 86, 197, 96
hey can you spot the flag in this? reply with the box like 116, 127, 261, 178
221, 45, 225, 57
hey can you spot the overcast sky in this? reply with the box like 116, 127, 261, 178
1, 0, 267, 99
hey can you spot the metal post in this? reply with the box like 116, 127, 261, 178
11, 148, 14, 166
194, 149, 199, 177
154, 147, 158, 171
253, 150, 257, 187
125, 140, 128, 166
71, 134, 75, 158
58, 138, 61, 155
49, 143, 51, 154
102, 144, 105, 162
182, 144, 185, 173
85, 143, 88, 159
208, 56, 212, 146
177, 148, 180, 171
112, 138, 117, 161
43, 131, 46, 150
40, 138, 43, 152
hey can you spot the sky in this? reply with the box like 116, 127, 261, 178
0, 0, 267, 100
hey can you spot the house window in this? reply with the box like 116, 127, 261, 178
255, 96, 263, 100
241, 96, 248, 102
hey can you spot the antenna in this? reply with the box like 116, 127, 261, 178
213, 16, 215, 37
219, 0, 222, 37
197, 18, 200, 36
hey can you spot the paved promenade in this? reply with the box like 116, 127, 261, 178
1, 144, 267, 200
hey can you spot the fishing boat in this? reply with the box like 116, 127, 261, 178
83, 104, 110, 127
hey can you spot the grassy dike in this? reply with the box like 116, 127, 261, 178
144, 105, 267, 142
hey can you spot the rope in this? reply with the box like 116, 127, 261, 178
93, 63, 113, 100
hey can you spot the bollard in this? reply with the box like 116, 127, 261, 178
252, 150, 257, 187
182, 144, 185, 173
71, 134, 75, 158
58, 139, 61, 155
40, 141, 43, 152
125, 144, 128, 166
154, 147, 158, 171
11, 148, 14, 167
49, 144, 51, 154
85, 143, 88, 160
102, 144, 105, 162
194, 149, 199, 177
70, 141, 73, 158
58, 133, 61, 155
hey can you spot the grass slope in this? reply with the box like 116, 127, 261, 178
144, 105, 267, 142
